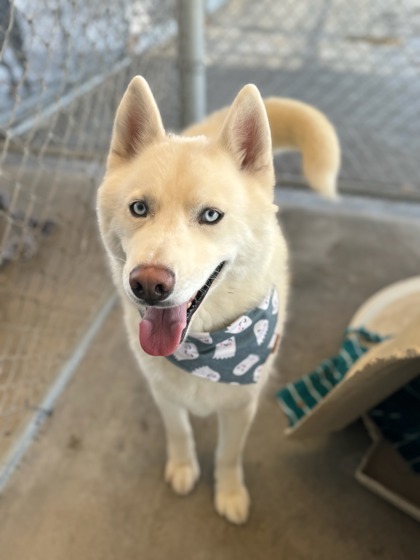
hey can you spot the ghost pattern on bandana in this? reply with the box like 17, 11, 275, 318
233, 354, 260, 376
214, 336, 236, 360
166, 288, 279, 385
226, 315, 252, 334
254, 319, 269, 346
191, 366, 221, 382
173, 342, 199, 361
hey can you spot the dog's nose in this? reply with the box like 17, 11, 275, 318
129, 265, 175, 303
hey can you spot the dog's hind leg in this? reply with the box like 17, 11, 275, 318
152, 392, 200, 496
214, 400, 258, 524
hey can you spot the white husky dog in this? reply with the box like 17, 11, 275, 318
97, 76, 339, 524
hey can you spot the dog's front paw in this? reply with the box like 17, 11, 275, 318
165, 458, 200, 496
215, 485, 250, 525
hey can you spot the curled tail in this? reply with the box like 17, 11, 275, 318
264, 98, 340, 198
183, 96, 340, 198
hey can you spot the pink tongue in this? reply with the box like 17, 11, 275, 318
139, 303, 188, 356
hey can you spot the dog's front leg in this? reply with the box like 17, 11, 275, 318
152, 391, 200, 496
214, 400, 257, 525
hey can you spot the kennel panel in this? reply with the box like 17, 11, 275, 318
0, 0, 180, 468
205, 0, 420, 200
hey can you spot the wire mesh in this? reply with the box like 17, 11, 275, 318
1, 0, 419, 471
0, 0, 180, 462
205, 0, 420, 200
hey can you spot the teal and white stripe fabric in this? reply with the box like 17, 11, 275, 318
277, 327, 420, 473
277, 327, 384, 426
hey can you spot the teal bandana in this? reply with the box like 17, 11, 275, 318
166, 288, 279, 384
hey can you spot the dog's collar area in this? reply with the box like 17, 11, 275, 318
166, 286, 279, 385
182, 261, 226, 341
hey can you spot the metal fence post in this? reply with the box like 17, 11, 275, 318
177, 0, 206, 128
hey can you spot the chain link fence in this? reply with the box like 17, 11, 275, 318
206, 0, 420, 200
0, 0, 181, 468
1, 0, 419, 478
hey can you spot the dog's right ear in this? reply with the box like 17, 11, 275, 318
108, 76, 165, 165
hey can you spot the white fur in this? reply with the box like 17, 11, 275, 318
97, 76, 339, 524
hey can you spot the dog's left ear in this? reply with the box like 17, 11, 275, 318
219, 84, 273, 175
108, 76, 165, 165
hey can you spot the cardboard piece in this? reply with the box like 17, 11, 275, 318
284, 277, 420, 522
356, 417, 420, 522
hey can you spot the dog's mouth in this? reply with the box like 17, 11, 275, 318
138, 262, 225, 357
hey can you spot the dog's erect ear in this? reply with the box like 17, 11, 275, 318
219, 84, 273, 174
109, 76, 165, 163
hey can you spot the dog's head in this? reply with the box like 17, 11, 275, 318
97, 76, 282, 357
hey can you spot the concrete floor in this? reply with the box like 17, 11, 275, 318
0, 196, 420, 559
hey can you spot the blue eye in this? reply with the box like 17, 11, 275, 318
200, 208, 224, 225
130, 201, 148, 217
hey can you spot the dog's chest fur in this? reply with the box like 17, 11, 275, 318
122, 300, 280, 416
